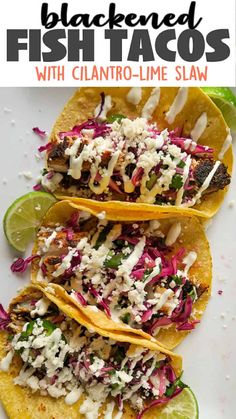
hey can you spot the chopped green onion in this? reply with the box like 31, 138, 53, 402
170, 275, 183, 285
94, 225, 111, 249
146, 173, 158, 190
121, 313, 131, 324
107, 114, 125, 123
177, 160, 186, 168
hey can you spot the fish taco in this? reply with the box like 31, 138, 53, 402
40, 87, 233, 218
0, 284, 186, 419
30, 200, 212, 349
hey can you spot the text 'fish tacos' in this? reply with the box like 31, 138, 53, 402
0, 284, 184, 419
41, 87, 232, 218
31, 200, 212, 349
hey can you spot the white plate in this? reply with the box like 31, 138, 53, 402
0, 88, 235, 419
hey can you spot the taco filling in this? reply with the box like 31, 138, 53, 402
0, 290, 185, 418
33, 213, 208, 336
41, 115, 230, 206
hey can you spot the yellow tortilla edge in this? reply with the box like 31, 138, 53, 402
0, 284, 182, 419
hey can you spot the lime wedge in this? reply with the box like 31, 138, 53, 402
158, 388, 199, 419
3, 192, 57, 252
201, 87, 236, 131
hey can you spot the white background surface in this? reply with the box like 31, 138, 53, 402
0, 88, 236, 418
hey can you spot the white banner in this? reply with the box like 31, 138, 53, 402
0, 0, 235, 86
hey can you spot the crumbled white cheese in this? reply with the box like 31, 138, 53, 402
97, 211, 106, 220
22, 171, 33, 180
42, 172, 63, 192
0, 350, 14, 372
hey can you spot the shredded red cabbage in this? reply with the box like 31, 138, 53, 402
40, 263, 47, 277
149, 317, 173, 335
141, 309, 153, 323
88, 285, 111, 317
63, 251, 81, 278
59, 118, 111, 140
136, 388, 183, 419
0, 304, 10, 330
74, 292, 87, 306
32, 127, 47, 139
176, 320, 200, 331
62, 227, 74, 241
163, 365, 176, 383
66, 211, 80, 230
131, 167, 144, 186
158, 369, 167, 396
10, 255, 40, 273
169, 135, 213, 156
33, 183, 42, 191
171, 295, 193, 323
38, 143, 52, 153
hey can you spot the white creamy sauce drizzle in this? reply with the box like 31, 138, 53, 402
0, 350, 14, 372
175, 154, 192, 206
63, 117, 195, 204
165, 222, 182, 246
145, 257, 162, 282
117, 236, 146, 276
79, 398, 101, 419
165, 87, 189, 124
30, 298, 50, 317
190, 112, 207, 142
183, 251, 197, 273
191, 160, 221, 205
141, 87, 161, 119
104, 401, 115, 419
89, 150, 121, 194
66, 139, 94, 180
94, 95, 112, 121
65, 387, 82, 405
43, 230, 57, 252
53, 246, 80, 277
218, 128, 232, 160
126, 87, 142, 105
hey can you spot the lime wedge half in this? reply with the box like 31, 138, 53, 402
158, 388, 199, 419
3, 192, 57, 252
202, 87, 236, 131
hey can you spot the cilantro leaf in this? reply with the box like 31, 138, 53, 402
170, 174, 184, 190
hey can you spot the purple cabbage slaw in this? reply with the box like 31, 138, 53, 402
32, 127, 47, 139
35, 216, 200, 334
50, 116, 214, 204
0, 304, 10, 330
10, 255, 40, 273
